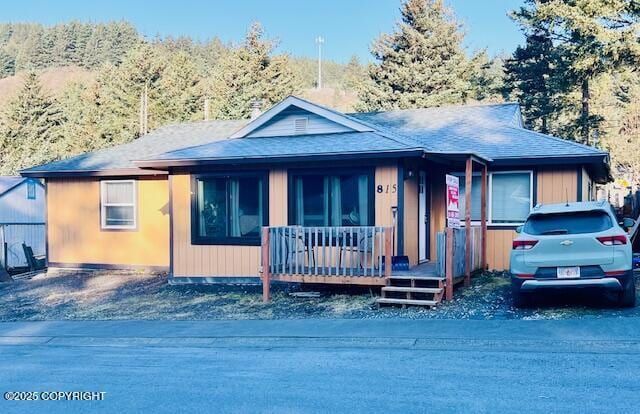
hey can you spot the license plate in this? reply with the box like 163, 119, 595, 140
557, 266, 580, 279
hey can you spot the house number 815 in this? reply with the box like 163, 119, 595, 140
376, 184, 397, 194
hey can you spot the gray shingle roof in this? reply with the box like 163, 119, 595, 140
21, 119, 247, 174
147, 131, 420, 162
21, 100, 608, 177
349, 104, 603, 160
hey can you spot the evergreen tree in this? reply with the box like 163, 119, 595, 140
503, 29, 561, 134
343, 55, 365, 91
0, 50, 15, 78
468, 50, 505, 103
206, 23, 300, 119
512, 0, 640, 144
0, 72, 63, 174
356, 0, 473, 111
155, 51, 203, 123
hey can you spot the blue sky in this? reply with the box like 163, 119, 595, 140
3, 0, 525, 62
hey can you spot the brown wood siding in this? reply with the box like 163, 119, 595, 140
537, 166, 578, 204
486, 229, 517, 270
172, 164, 400, 278
428, 166, 584, 270
47, 177, 169, 267
171, 173, 261, 277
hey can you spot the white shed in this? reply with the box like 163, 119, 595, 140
0, 177, 45, 270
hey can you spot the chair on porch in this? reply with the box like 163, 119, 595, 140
282, 227, 315, 270
338, 228, 376, 272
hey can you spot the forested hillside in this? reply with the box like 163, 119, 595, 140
0, 0, 638, 182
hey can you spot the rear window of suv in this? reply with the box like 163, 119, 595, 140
523, 210, 613, 235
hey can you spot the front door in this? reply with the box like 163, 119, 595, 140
418, 170, 429, 262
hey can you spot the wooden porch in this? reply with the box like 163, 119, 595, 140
258, 155, 489, 307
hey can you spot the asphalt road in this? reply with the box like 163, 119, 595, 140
0, 318, 639, 414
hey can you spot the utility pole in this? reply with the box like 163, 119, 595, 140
315, 36, 324, 90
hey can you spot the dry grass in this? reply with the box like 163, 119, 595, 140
0, 66, 95, 108
0, 269, 638, 321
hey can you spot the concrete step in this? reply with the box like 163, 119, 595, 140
376, 298, 439, 307
382, 286, 442, 294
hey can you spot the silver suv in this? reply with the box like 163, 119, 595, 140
510, 201, 635, 307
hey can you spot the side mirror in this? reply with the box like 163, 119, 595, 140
515, 225, 523, 234
622, 218, 635, 229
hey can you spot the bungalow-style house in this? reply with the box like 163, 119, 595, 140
0, 177, 45, 270
21, 96, 610, 305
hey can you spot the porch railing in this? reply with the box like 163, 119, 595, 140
264, 226, 393, 278
436, 226, 483, 300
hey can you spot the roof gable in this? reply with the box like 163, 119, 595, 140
230, 96, 374, 138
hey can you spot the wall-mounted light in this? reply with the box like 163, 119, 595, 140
405, 168, 415, 180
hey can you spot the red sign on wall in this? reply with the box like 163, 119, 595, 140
446, 174, 460, 228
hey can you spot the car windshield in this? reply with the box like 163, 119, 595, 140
523, 210, 613, 235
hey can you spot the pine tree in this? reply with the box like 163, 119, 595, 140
468, 50, 505, 103
0, 72, 63, 174
356, 0, 473, 111
155, 51, 203, 123
343, 55, 365, 91
206, 23, 300, 120
512, 0, 640, 144
0, 50, 15, 78
503, 29, 561, 134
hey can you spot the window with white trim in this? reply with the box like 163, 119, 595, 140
457, 171, 533, 225
101, 180, 137, 229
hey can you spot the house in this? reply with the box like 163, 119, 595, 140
0, 177, 45, 269
21, 96, 610, 304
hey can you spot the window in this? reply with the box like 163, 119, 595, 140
26, 181, 36, 200
289, 169, 374, 226
456, 171, 533, 225
192, 173, 267, 245
490, 172, 532, 224
524, 211, 612, 235
458, 175, 482, 222
101, 180, 136, 229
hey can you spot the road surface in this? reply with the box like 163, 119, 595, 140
0, 318, 639, 413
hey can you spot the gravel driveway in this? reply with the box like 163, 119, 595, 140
0, 269, 638, 321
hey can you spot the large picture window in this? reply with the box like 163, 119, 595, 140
192, 172, 267, 245
490, 172, 532, 224
289, 169, 374, 226
101, 180, 136, 230
456, 171, 533, 225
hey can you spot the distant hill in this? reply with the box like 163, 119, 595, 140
0, 66, 95, 108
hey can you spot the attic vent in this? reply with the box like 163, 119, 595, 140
293, 117, 308, 135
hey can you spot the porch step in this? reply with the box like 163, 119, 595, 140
381, 286, 442, 294
387, 275, 443, 281
377, 298, 438, 307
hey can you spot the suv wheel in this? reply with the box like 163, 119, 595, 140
512, 284, 532, 308
619, 279, 636, 308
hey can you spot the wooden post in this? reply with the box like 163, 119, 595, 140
261, 227, 270, 303
481, 163, 488, 270
445, 227, 454, 300
464, 157, 472, 287
384, 227, 393, 279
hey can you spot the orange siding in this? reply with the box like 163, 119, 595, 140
172, 164, 400, 279
537, 166, 578, 204
429, 166, 582, 270
47, 177, 169, 267
486, 229, 517, 270
171, 173, 261, 277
